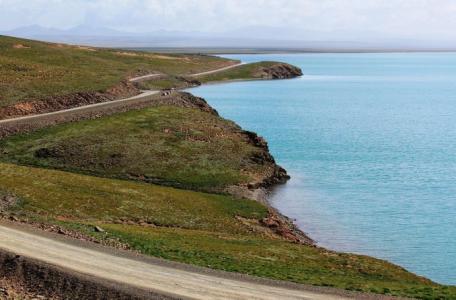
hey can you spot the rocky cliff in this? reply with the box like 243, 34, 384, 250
256, 63, 303, 79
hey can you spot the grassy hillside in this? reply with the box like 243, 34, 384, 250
137, 61, 301, 90
0, 105, 278, 192
1, 163, 454, 300
0, 35, 235, 106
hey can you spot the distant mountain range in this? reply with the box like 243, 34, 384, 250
2, 24, 456, 51
2, 25, 141, 37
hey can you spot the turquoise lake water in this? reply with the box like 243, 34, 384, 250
190, 53, 456, 284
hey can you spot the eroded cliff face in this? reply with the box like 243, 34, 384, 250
224, 129, 313, 245
241, 130, 290, 188
0, 81, 140, 120
256, 63, 303, 79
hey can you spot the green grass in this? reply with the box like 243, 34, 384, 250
136, 61, 300, 90
0, 105, 270, 192
0, 36, 297, 107
107, 226, 455, 299
0, 163, 266, 234
138, 76, 190, 90
1, 162, 455, 299
0, 35, 235, 106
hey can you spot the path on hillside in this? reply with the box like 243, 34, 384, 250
0, 224, 352, 300
188, 62, 243, 77
129, 62, 243, 82
129, 73, 162, 82
0, 63, 243, 125
0, 90, 159, 125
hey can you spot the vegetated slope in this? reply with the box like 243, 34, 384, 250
0, 36, 302, 120
139, 61, 303, 90
196, 61, 303, 82
0, 35, 235, 107
0, 104, 287, 193
1, 163, 454, 300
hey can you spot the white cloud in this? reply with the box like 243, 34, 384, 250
2, 0, 456, 40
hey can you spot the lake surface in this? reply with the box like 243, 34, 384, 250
190, 53, 456, 284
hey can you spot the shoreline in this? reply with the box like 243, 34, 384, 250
185, 75, 302, 89
128, 47, 456, 55
187, 59, 456, 287
181, 68, 315, 245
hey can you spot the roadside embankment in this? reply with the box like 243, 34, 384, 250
0, 81, 140, 120
0, 248, 164, 300
0, 222, 404, 300
0, 92, 216, 139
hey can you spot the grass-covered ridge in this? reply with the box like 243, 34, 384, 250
1, 162, 455, 299
196, 61, 302, 82
136, 61, 291, 90
0, 35, 235, 106
0, 105, 274, 192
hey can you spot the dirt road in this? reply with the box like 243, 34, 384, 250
129, 62, 243, 82
0, 224, 352, 300
0, 90, 159, 125
129, 74, 163, 82
189, 62, 243, 77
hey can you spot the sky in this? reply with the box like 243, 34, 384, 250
2, 0, 456, 41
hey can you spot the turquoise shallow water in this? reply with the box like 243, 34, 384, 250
190, 53, 456, 284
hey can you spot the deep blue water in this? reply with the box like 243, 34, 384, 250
190, 53, 456, 284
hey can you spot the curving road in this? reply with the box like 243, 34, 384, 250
0, 224, 352, 300
0, 63, 362, 299
0, 90, 159, 125
0, 63, 242, 125
129, 73, 163, 82
129, 62, 243, 82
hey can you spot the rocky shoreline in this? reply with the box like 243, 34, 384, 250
0, 90, 314, 246
0, 63, 315, 297
223, 128, 314, 245
0, 62, 311, 246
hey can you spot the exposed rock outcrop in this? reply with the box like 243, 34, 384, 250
0, 193, 19, 214
261, 211, 314, 245
242, 130, 290, 188
256, 63, 303, 79
159, 92, 218, 115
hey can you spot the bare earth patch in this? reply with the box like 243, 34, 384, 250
77, 46, 96, 51
12, 44, 30, 49
0, 193, 18, 214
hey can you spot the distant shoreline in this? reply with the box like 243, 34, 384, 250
124, 47, 456, 54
